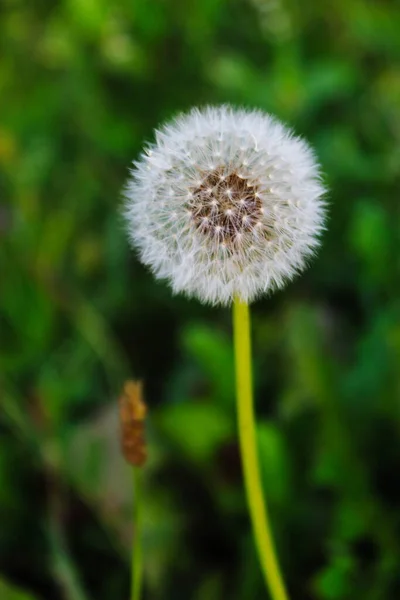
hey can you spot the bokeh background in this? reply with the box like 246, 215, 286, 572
1, 0, 400, 599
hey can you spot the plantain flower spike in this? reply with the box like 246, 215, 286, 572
124, 106, 326, 306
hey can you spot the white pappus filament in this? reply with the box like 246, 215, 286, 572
124, 105, 326, 306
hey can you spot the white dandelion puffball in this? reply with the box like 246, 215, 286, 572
124, 105, 326, 306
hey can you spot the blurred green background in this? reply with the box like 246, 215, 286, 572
1, 0, 400, 599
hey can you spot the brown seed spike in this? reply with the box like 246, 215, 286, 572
119, 380, 147, 467
189, 168, 263, 248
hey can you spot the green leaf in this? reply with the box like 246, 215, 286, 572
158, 401, 233, 465
0, 578, 38, 600
182, 324, 234, 407
313, 553, 356, 600
257, 422, 291, 505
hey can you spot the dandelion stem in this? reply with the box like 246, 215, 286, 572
233, 297, 289, 600
131, 467, 143, 600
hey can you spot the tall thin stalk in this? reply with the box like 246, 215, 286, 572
233, 297, 289, 600
131, 467, 143, 600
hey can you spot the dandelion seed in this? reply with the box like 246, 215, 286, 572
124, 105, 326, 306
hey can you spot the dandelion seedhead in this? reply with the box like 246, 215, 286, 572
124, 106, 326, 305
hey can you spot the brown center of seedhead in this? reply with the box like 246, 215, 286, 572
189, 169, 263, 247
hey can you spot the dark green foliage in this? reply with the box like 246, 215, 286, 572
1, 0, 400, 598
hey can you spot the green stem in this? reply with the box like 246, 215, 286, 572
132, 467, 143, 600
233, 297, 289, 600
